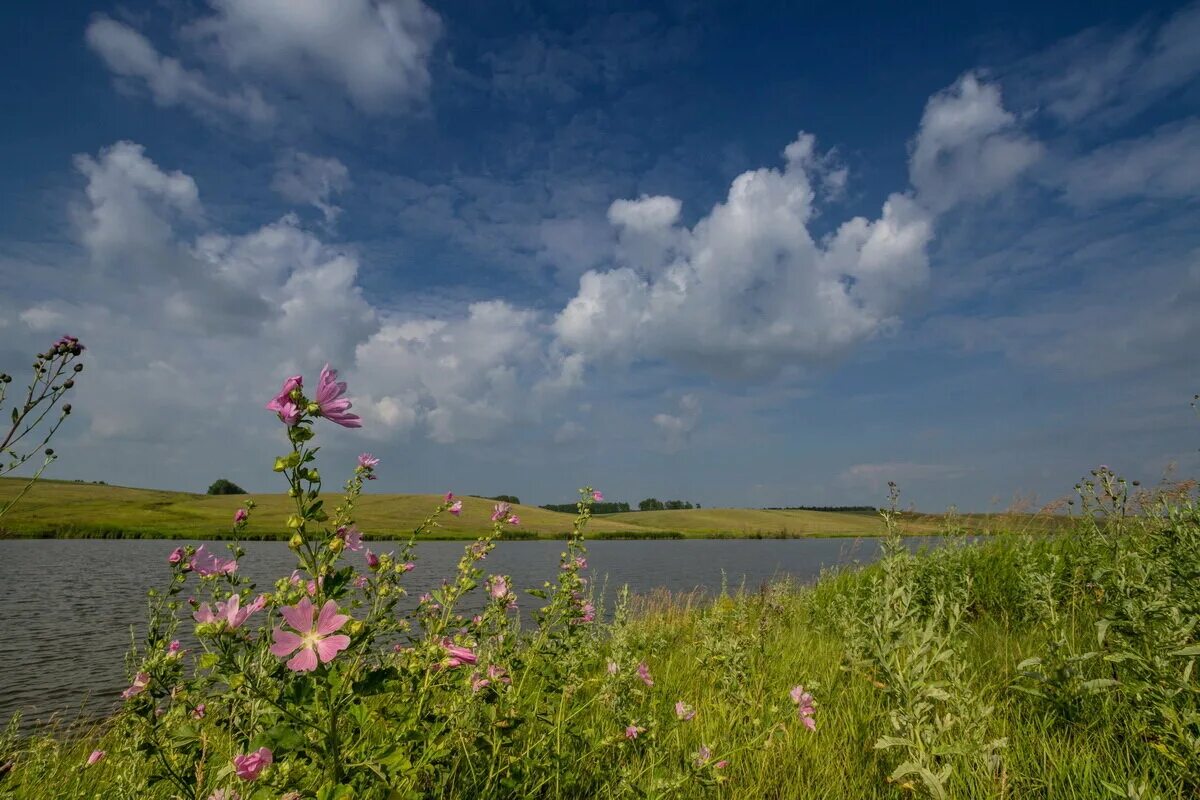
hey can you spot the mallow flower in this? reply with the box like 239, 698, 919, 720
314, 364, 361, 428
266, 375, 303, 426
232, 747, 273, 781
270, 598, 352, 672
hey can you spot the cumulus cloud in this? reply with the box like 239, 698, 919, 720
85, 16, 275, 127
555, 133, 933, 378
191, 0, 442, 112
653, 394, 701, 452
87, 0, 441, 127
272, 151, 352, 223
909, 73, 1043, 213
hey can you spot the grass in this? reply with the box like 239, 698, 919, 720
4, 507, 1197, 799
0, 477, 942, 540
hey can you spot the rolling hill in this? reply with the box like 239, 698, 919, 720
0, 477, 942, 540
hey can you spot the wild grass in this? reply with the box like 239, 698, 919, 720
3, 475, 1197, 799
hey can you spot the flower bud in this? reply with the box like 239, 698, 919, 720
289, 532, 304, 549
73, 363, 83, 372
329, 537, 345, 554
63, 379, 74, 389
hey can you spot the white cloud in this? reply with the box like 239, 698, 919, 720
85, 17, 275, 127
353, 301, 579, 443
653, 394, 701, 452
555, 133, 933, 377
1058, 118, 1200, 206
1024, 2, 1200, 126
272, 151, 352, 223
909, 73, 1043, 213
191, 0, 442, 112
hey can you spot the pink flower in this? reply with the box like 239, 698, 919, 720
193, 703, 206, 719
715, 760, 729, 769
624, 725, 642, 740
121, 672, 150, 699
488, 663, 510, 684
266, 375, 304, 426
448, 500, 463, 516
592, 490, 604, 502
194, 594, 267, 629
269, 598, 352, 672
507, 513, 520, 526
400, 561, 414, 573
190, 545, 237, 577
233, 508, 248, 524
490, 502, 511, 522
576, 601, 595, 624
207, 791, 239, 800
636, 662, 653, 687
314, 364, 361, 428
168, 547, 184, 565
232, 747, 273, 781
353, 575, 368, 589
336, 526, 363, 552
439, 639, 477, 670
675, 701, 696, 721
167, 640, 182, 656
484, 578, 508, 604
357, 453, 379, 470
86, 749, 105, 766
695, 745, 711, 765
790, 685, 817, 731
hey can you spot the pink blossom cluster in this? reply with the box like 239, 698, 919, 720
790, 685, 817, 731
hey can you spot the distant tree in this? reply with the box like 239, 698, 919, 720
638, 497, 665, 511
664, 500, 695, 510
488, 494, 521, 505
207, 478, 247, 495
541, 501, 631, 515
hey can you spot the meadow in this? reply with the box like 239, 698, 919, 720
0, 477, 942, 540
2, 470, 1198, 799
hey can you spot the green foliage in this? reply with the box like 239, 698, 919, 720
206, 478, 247, 495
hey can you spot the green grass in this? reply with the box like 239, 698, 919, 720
0, 477, 941, 539
4, 515, 1196, 799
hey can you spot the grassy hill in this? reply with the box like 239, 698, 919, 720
605, 507, 939, 536
0, 478, 948, 540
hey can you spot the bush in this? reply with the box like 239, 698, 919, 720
206, 478, 247, 495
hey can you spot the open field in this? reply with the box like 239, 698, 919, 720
0, 478, 944, 539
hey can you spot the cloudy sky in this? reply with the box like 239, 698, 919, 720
2, 0, 1198, 511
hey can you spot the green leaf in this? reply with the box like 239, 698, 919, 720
1169, 644, 1200, 657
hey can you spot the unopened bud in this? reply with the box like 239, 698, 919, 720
63, 379, 74, 389
45, 448, 54, 456
73, 363, 83, 373
62, 404, 72, 414
289, 533, 303, 549
328, 537, 344, 554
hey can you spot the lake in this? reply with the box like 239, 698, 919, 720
0, 536, 957, 726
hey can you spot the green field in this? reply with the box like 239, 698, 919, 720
0, 477, 940, 539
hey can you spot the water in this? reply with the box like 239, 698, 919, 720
0, 536, 953, 727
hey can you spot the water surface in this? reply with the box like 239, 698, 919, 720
0, 536, 952, 726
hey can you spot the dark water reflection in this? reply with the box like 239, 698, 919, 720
0, 536, 954, 726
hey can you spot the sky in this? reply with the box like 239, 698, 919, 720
2, 0, 1199, 512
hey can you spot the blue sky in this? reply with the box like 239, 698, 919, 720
2, 0, 1198, 511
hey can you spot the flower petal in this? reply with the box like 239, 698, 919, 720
315, 634, 351, 663
280, 597, 315, 633
269, 629, 303, 658
287, 645, 319, 673
315, 600, 350, 636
